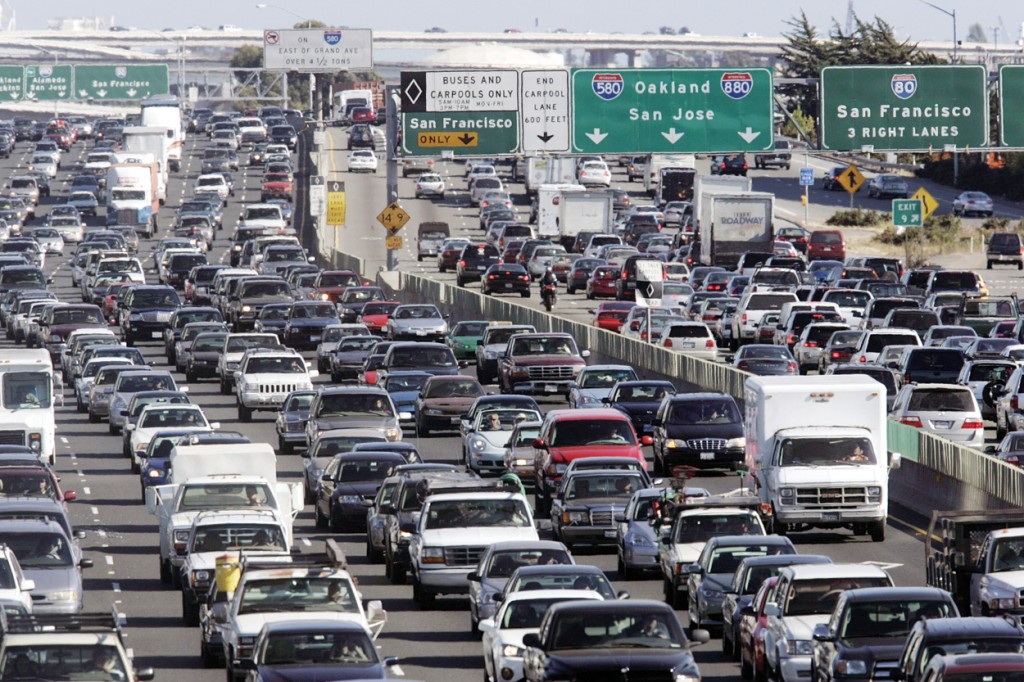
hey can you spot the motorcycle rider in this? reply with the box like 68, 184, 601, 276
539, 267, 558, 307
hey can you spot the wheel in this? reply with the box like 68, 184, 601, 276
741, 651, 753, 679
219, 378, 230, 395
278, 437, 293, 455
457, 277, 465, 287
653, 449, 664, 475
413, 581, 435, 609
723, 627, 733, 656
108, 422, 119, 435
182, 591, 200, 626
366, 537, 382, 564
416, 421, 429, 438
238, 404, 252, 423
88, 410, 99, 424
870, 520, 886, 542
124, 334, 134, 347
388, 553, 406, 585
314, 502, 328, 529
329, 507, 345, 533
160, 557, 171, 584
439, 264, 446, 273
186, 368, 197, 383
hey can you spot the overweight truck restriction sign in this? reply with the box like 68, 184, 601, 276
820, 65, 988, 151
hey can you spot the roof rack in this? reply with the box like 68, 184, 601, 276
6, 604, 125, 639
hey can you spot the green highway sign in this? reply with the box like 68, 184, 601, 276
820, 65, 988, 152
401, 111, 518, 156
24, 64, 72, 101
0, 66, 23, 101
74, 64, 169, 100
999, 65, 1024, 147
892, 198, 924, 229
570, 68, 774, 154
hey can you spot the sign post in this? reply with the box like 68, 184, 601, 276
820, 65, 988, 151
326, 181, 346, 226
571, 68, 774, 154
520, 69, 570, 153
892, 199, 923, 231
400, 70, 520, 157
262, 29, 373, 71
799, 166, 814, 224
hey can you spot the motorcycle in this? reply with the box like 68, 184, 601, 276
541, 283, 557, 312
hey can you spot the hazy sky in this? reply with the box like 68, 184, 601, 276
21, 1, 1024, 44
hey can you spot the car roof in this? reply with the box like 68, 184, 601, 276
913, 616, 1024, 637
542, 408, 632, 422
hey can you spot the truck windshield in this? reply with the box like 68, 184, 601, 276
425, 498, 530, 529
549, 419, 636, 447
783, 576, 894, 616
191, 525, 285, 552
839, 599, 955, 639
0, 645, 127, 682
180, 483, 272, 510
779, 437, 876, 466
111, 189, 146, 201
2, 371, 52, 409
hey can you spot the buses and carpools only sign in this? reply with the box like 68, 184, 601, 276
263, 28, 373, 71
819, 65, 988, 151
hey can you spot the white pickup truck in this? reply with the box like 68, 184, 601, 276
145, 444, 302, 585
233, 348, 316, 422
408, 491, 537, 608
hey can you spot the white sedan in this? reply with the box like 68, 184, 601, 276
128, 404, 216, 467
952, 191, 994, 217
415, 172, 446, 199
66, 191, 99, 217
480, 589, 604, 682
28, 155, 57, 179
578, 160, 611, 187
347, 149, 378, 173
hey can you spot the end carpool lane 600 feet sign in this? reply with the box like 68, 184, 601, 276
571, 68, 774, 154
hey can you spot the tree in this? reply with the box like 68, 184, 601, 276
966, 22, 987, 43
777, 11, 942, 131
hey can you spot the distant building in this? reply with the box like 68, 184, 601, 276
47, 16, 113, 31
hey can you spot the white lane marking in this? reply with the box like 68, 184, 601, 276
112, 582, 121, 593
59, 437, 68, 444
77, 470, 84, 478
96, 530, 107, 538
105, 556, 114, 565
301, 537, 311, 547
82, 487, 90, 495
90, 506, 99, 515
390, 665, 405, 676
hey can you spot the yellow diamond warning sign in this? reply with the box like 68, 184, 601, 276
376, 201, 410, 235
836, 164, 865, 194
416, 132, 479, 148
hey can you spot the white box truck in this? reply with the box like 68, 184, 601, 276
106, 162, 159, 236
698, 191, 774, 270
120, 129, 168, 202
0, 349, 56, 465
645, 153, 696, 196
555, 191, 614, 249
140, 96, 184, 171
743, 375, 901, 542
525, 156, 579, 195
535, 183, 584, 240
692, 174, 752, 223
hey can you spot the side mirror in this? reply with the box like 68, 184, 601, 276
581, 349, 591, 358
135, 669, 155, 682
478, 618, 495, 633
889, 451, 902, 470
210, 422, 221, 430
234, 659, 256, 671
321, 473, 332, 482
79, 558, 94, 569
614, 512, 625, 523
616, 590, 630, 600
685, 562, 701, 574
763, 603, 781, 617
522, 633, 541, 648
75, 530, 86, 540
812, 623, 834, 642
63, 491, 77, 502
467, 572, 480, 582
641, 435, 654, 446
533, 438, 548, 450
211, 602, 229, 623
21, 579, 34, 592
366, 599, 385, 623
119, 409, 128, 416
689, 628, 711, 645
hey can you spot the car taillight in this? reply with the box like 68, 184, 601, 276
1012, 396, 1019, 411
743, 162, 749, 170
520, 276, 529, 281
488, 274, 495, 280
831, 351, 840, 358
706, 339, 715, 348
787, 361, 798, 371
458, 260, 466, 267
962, 418, 984, 429
858, 356, 866, 363
664, 339, 672, 348
901, 416, 923, 427
786, 334, 796, 345
741, 314, 748, 324
737, 360, 748, 369
803, 341, 817, 347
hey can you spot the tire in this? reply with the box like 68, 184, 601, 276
160, 557, 171, 584
219, 378, 230, 395
88, 410, 99, 424
278, 437, 293, 455
741, 652, 754, 679
182, 591, 200, 626
413, 581, 435, 609
109, 423, 120, 436
366, 537, 382, 564
329, 508, 345, 533
314, 502, 328, 529
186, 368, 196, 383
416, 421, 429, 438
520, 291, 529, 298
238, 404, 252, 423
870, 520, 886, 542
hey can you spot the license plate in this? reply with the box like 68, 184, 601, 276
151, 331, 162, 338
476, 265, 485, 270
822, 512, 840, 521
700, 452, 715, 460
604, 530, 617, 538
310, 335, 321, 343
933, 420, 953, 429
681, 342, 695, 348
450, 417, 461, 424
505, 283, 513, 289
543, 383, 558, 393
416, 330, 428, 336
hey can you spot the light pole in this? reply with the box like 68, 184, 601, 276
143, 30, 184, 98
917, 0, 958, 62
256, 2, 315, 111
36, 47, 60, 118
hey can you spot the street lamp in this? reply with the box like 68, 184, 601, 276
143, 30, 185, 99
917, 0, 958, 62
36, 47, 60, 118
255, 3, 314, 111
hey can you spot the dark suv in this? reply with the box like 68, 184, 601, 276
455, 243, 500, 287
651, 392, 744, 473
711, 153, 748, 176
894, 616, 1024, 682
896, 347, 966, 385
986, 232, 1024, 270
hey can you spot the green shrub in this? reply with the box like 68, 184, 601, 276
826, 209, 889, 227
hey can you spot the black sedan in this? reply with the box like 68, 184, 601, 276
605, 380, 676, 436
732, 344, 798, 375
481, 263, 530, 297
283, 302, 341, 351
314, 451, 408, 531
566, 257, 606, 295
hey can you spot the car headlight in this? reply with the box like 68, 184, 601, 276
835, 659, 869, 675
147, 468, 163, 478
665, 439, 680, 449
627, 533, 655, 547
991, 597, 1017, 610
28, 434, 41, 452
484, 350, 497, 359
193, 570, 210, 584
399, 530, 413, 541
425, 408, 443, 416
469, 437, 487, 453
385, 427, 400, 441
241, 305, 252, 312
567, 511, 587, 524
341, 495, 362, 503
779, 488, 795, 502
227, 362, 239, 369
867, 486, 882, 500
501, 644, 524, 658
46, 590, 78, 602
135, 441, 150, 453
174, 530, 190, 543
421, 547, 444, 564
239, 636, 256, 647
578, 395, 600, 405
675, 675, 700, 682
701, 584, 724, 599
784, 639, 814, 656
726, 437, 746, 448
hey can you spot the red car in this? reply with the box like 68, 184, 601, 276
260, 172, 293, 202
591, 301, 636, 333
501, 241, 524, 264
739, 576, 778, 681
532, 408, 652, 514
807, 229, 845, 261
357, 301, 400, 334
437, 239, 470, 273
104, 283, 133, 323
311, 270, 362, 303
586, 265, 620, 299
350, 106, 375, 124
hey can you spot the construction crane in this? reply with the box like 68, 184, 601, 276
845, 0, 855, 35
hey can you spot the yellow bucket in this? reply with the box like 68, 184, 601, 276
215, 554, 240, 593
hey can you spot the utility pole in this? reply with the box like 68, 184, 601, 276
385, 85, 399, 272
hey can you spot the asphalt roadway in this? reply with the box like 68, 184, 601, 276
0, 129, 946, 682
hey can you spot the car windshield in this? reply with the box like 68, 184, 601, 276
238, 577, 358, 615
2, 371, 52, 409
780, 437, 876, 466
118, 375, 173, 393
388, 347, 456, 368
179, 483, 272, 510
258, 630, 376, 666
500, 596, 579, 629
140, 408, 207, 429
336, 459, 392, 482
0, 644, 127, 682
132, 289, 180, 308
247, 356, 307, 374
191, 525, 285, 553
227, 336, 283, 353
674, 512, 761, 543
549, 611, 685, 650
422, 379, 482, 398
549, 419, 636, 447
579, 369, 634, 389
566, 474, 644, 500
394, 306, 441, 320
316, 393, 393, 417
0, 531, 72, 568
341, 288, 382, 303
668, 399, 739, 424
290, 304, 336, 319
241, 282, 290, 298
424, 498, 530, 529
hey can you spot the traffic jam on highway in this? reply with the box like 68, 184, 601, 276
0, 74, 1019, 682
